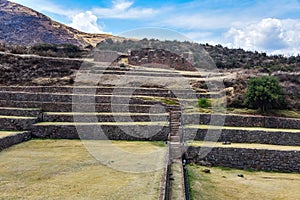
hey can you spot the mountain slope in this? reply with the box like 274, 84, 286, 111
0, 0, 116, 46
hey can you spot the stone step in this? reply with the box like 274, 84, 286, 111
43, 112, 168, 122
0, 116, 37, 131
32, 122, 169, 140
0, 131, 31, 151
170, 136, 180, 142
0, 107, 41, 117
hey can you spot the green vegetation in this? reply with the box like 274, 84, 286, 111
244, 76, 286, 111
187, 165, 300, 200
96, 38, 300, 71
198, 98, 211, 108
139, 96, 179, 105
0, 43, 84, 58
31, 43, 83, 58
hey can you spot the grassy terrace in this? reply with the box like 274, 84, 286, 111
34, 121, 168, 126
0, 131, 27, 139
188, 141, 300, 151
45, 112, 168, 116
185, 124, 300, 133
0, 115, 36, 119
188, 165, 300, 200
0, 140, 167, 200
0, 107, 40, 111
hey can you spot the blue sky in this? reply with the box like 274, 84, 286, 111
11, 0, 300, 55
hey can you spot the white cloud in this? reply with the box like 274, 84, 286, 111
92, 0, 158, 19
69, 11, 104, 33
225, 18, 300, 55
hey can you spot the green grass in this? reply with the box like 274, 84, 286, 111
138, 96, 179, 105
187, 165, 300, 200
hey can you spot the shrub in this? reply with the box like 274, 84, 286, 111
243, 76, 286, 111
198, 98, 211, 108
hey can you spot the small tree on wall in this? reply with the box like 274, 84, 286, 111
243, 76, 286, 111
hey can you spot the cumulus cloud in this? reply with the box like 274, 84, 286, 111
92, 0, 158, 19
69, 11, 104, 33
225, 18, 300, 55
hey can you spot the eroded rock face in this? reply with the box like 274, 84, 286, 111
0, 0, 113, 46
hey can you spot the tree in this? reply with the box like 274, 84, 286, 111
243, 76, 285, 111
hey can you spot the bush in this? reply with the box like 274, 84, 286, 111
198, 98, 211, 108
243, 76, 286, 111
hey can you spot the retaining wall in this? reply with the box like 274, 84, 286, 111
186, 146, 300, 172
0, 132, 31, 151
184, 128, 300, 146
32, 124, 170, 141
43, 113, 168, 122
183, 113, 300, 129
0, 117, 38, 131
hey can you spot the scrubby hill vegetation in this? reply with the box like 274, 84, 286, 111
97, 38, 300, 72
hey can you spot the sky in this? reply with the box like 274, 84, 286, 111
11, 0, 300, 55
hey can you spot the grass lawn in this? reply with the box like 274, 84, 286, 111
188, 165, 300, 200
0, 140, 167, 200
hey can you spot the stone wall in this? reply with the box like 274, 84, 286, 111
43, 113, 168, 122
186, 146, 300, 172
32, 124, 170, 141
0, 117, 38, 131
183, 113, 300, 129
128, 48, 196, 71
0, 132, 31, 151
184, 128, 300, 146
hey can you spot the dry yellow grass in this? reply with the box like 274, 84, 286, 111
188, 165, 300, 200
186, 124, 300, 133
0, 140, 167, 200
35, 121, 168, 126
189, 141, 300, 151
0, 131, 27, 139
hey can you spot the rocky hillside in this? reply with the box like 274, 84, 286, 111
0, 0, 119, 47
97, 38, 300, 72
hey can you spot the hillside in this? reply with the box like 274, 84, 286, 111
0, 0, 119, 46
97, 38, 300, 72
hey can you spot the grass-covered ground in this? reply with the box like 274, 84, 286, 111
187, 165, 300, 200
185, 124, 300, 133
0, 131, 28, 139
0, 140, 167, 200
189, 141, 300, 151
